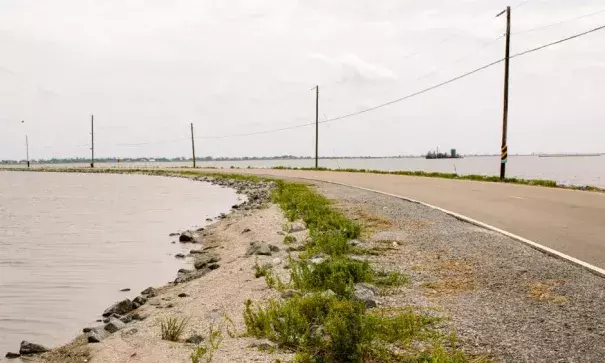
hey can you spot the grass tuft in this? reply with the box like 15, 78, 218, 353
160, 316, 189, 342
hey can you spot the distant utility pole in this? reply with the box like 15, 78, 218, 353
91, 114, 95, 168
190, 122, 197, 168
497, 6, 511, 180
313, 85, 319, 169
25, 134, 30, 168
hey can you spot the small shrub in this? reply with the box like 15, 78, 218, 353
290, 258, 373, 297
160, 316, 189, 341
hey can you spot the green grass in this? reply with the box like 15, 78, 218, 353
244, 180, 482, 362
271, 166, 604, 192
290, 257, 373, 297
159, 316, 189, 342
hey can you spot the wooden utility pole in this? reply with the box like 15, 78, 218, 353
190, 122, 196, 168
91, 114, 94, 168
499, 6, 511, 180
314, 85, 319, 169
25, 134, 30, 168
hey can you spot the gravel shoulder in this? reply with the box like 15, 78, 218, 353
312, 180, 605, 362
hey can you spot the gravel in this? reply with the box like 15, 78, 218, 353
314, 181, 605, 363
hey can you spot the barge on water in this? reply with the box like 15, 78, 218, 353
425, 148, 463, 160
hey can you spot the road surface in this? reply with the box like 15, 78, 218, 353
205, 168, 605, 269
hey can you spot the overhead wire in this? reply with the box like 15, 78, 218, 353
192, 23, 605, 139
514, 8, 605, 35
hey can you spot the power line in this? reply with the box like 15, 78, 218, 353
514, 8, 605, 35
114, 23, 605, 143
319, 23, 605, 126
512, 0, 533, 10
511, 23, 605, 59
198, 122, 314, 140
416, 34, 505, 82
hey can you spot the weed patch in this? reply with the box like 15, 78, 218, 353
160, 316, 189, 342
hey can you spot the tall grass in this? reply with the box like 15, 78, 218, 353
160, 316, 189, 342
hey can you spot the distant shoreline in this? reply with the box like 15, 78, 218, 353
2, 153, 603, 165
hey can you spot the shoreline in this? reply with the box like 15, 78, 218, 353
4, 169, 605, 362
3, 172, 276, 361
1, 165, 603, 193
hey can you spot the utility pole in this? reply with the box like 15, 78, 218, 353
91, 115, 95, 168
314, 85, 319, 169
25, 134, 30, 168
190, 122, 196, 168
497, 6, 511, 180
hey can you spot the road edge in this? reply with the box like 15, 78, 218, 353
292, 176, 605, 279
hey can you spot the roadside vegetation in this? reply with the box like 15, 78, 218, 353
271, 166, 604, 192
244, 180, 485, 362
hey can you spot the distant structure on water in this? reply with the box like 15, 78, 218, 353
425, 148, 462, 160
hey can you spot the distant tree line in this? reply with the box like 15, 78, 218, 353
0, 155, 425, 164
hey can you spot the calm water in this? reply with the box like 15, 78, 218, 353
0, 172, 239, 359
22, 155, 603, 188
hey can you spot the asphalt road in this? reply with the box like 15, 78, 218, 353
206, 168, 605, 269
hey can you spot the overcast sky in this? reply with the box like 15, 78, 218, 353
1, 0, 604, 159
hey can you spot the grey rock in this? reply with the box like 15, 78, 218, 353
178, 293, 189, 298
119, 288, 131, 292
189, 250, 204, 255
174, 269, 209, 284
179, 231, 195, 242
196, 227, 205, 231
132, 302, 141, 309
5, 352, 20, 359
178, 268, 194, 274
242, 228, 251, 233
19, 341, 49, 355
82, 327, 93, 333
141, 287, 157, 297
277, 231, 285, 236
287, 245, 306, 252
104, 318, 126, 333
87, 328, 108, 343
353, 283, 378, 308
103, 299, 134, 317
206, 218, 213, 222
257, 244, 272, 256
119, 315, 133, 324
185, 334, 204, 344
289, 222, 307, 232
208, 263, 220, 270
131, 313, 147, 321
175, 253, 186, 259
194, 253, 220, 270
169, 232, 180, 237
133, 295, 148, 307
